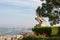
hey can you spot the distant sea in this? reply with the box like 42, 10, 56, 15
0, 28, 32, 35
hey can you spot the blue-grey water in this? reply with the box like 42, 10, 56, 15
0, 28, 32, 35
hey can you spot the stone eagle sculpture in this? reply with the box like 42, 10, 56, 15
35, 12, 46, 26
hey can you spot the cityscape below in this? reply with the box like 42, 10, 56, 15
0, 27, 32, 35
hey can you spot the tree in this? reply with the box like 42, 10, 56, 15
36, 0, 60, 26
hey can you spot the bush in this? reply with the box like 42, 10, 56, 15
32, 27, 51, 36
32, 26, 60, 37
23, 36, 38, 40
23, 36, 60, 40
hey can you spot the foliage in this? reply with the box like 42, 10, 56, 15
36, 0, 60, 26
23, 36, 38, 40
23, 36, 60, 40
51, 27, 58, 35
23, 36, 46, 40
32, 26, 60, 37
32, 27, 51, 36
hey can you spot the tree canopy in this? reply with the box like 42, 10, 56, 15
36, 0, 60, 26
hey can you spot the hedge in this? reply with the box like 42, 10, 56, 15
23, 36, 60, 40
32, 26, 60, 37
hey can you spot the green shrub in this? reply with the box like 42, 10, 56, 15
32, 26, 60, 37
32, 27, 51, 36
23, 36, 60, 40
23, 36, 38, 40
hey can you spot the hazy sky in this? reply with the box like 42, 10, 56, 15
0, 0, 41, 28
0, 0, 60, 28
